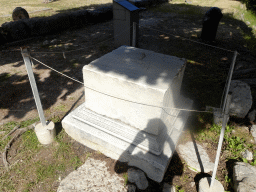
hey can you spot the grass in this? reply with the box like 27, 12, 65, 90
0, 0, 112, 25
54, 104, 67, 112
195, 122, 256, 162
0, 116, 86, 192
1, 0, 256, 191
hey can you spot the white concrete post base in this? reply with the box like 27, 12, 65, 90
199, 177, 224, 192
35, 121, 56, 145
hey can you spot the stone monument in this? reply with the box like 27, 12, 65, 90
62, 46, 193, 182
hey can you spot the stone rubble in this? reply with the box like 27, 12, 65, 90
241, 149, 253, 161
248, 109, 256, 122
57, 158, 127, 192
251, 125, 256, 143
177, 142, 214, 173
233, 162, 256, 192
128, 168, 149, 190
229, 80, 252, 118
127, 184, 136, 192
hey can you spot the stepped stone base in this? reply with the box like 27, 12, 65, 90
62, 96, 193, 182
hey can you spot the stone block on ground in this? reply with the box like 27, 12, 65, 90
233, 162, 256, 192
62, 46, 193, 183
62, 96, 193, 182
177, 141, 214, 173
128, 168, 148, 190
83, 45, 186, 135
57, 158, 127, 192
229, 80, 252, 118
12, 7, 29, 21
248, 109, 256, 122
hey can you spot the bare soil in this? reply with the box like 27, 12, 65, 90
0, 5, 256, 192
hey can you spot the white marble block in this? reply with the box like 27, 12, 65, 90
83, 46, 186, 135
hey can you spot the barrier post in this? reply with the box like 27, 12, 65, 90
21, 48, 46, 127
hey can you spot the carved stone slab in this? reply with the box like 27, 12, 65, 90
83, 46, 186, 135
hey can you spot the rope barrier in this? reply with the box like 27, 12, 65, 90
138, 23, 238, 54
2, 21, 239, 55
28, 24, 133, 55
30, 55, 214, 114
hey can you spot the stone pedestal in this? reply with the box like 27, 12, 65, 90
62, 46, 193, 182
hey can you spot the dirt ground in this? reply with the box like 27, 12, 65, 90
1, 4, 256, 192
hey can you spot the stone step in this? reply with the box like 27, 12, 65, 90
62, 97, 193, 182
73, 95, 191, 155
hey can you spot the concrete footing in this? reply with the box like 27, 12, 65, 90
35, 121, 55, 145
199, 177, 224, 192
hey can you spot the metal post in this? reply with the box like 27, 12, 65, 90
21, 48, 47, 127
220, 51, 237, 112
210, 93, 232, 189
132, 22, 136, 47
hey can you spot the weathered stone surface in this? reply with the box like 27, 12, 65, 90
12, 7, 29, 21
241, 149, 253, 161
162, 183, 176, 192
201, 7, 223, 42
177, 142, 214, 173
62, 46, 193, 183
128, 168, 148, 190
62, 95, 193, 182
83, 45, 186, 135
229, 80, 252, 118
233, 162, 256, 192
248, 109, 256, 122
43, 40, 49, 45
127, 185, 136, 192
57, 158, 127, 192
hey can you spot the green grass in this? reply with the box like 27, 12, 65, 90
122, 173, 128, 187
0, 116, 86, 192
54, 104, 67, 112
195, 123, 256, 163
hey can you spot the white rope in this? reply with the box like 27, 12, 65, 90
30, 56, 213, 113
139, 23, 238, 54
31, 24, 133, 54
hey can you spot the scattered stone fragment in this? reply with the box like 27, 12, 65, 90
190, 181, 196, 188
248, 109, 256, 122
177, 142, 214, 173
127, 184, 136, 192
246, 21, 251, 25
241, 149, 253, 161
162, 183, 176, 192
251, 125, 256, 143
43, 40, 49, 45
50, 39, 57, 44
229, 80, 252, 118
233, 162, 256, 192
128, 168, 148, 190
57, 158, 127, 192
